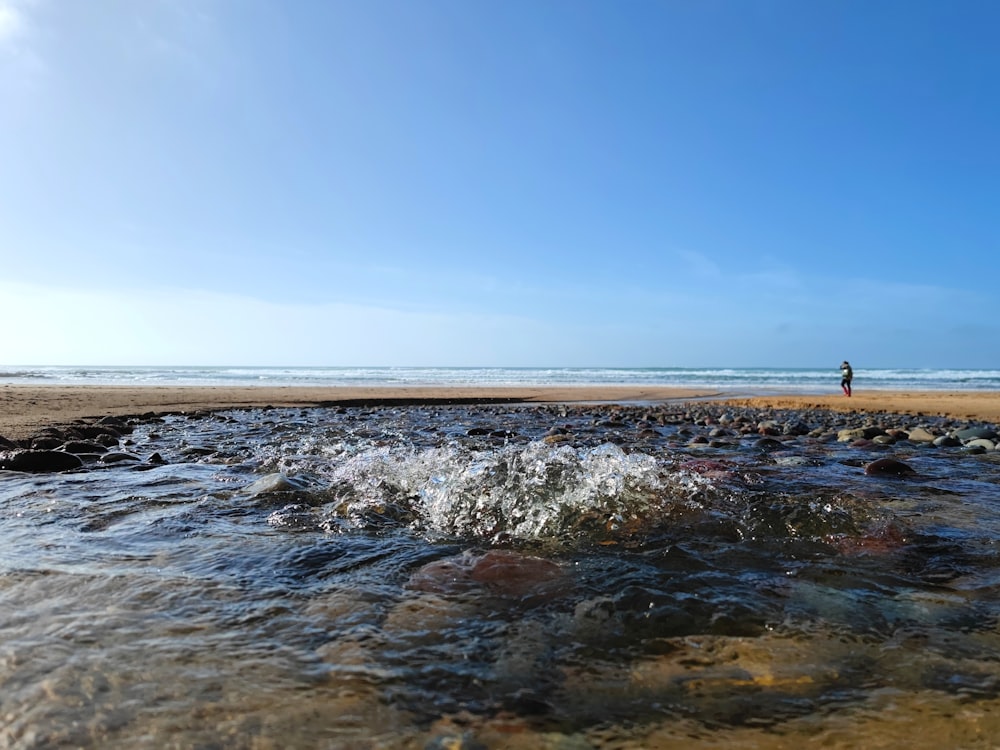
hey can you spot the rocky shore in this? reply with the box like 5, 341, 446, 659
2, 397, 997, 474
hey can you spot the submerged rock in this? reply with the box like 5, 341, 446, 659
408, 549, 568, 601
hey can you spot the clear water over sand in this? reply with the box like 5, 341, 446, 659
3, 403, 1000, 748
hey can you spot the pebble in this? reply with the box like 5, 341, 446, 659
0, 401, 998, 477
864, 457, 917, 477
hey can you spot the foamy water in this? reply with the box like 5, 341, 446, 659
2, 365, 1000, 391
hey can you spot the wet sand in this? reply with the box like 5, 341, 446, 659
0, 385, 717, 440
1, 384, 998, 441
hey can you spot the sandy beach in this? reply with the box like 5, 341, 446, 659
1, 384, 999, 442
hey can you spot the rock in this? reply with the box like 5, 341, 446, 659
933, 435, 962, 448
965, 438, 996, 451
757, 420, 782, 436
0, 450, 84, 473
838, 427, 884, 442
753, 437, 784, 452
408, 549, 567, 601
29, 436, 63, 450
99, 452, 142, 464
906, 427, 938, 443
543, 433, 573, 445
952, 426, 999, 441
783, 421, 812, 436
60, 440, 109, 455
864, 457, 916, 477
244, 472, 308, 496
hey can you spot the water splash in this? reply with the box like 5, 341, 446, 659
300, 441, 722, 543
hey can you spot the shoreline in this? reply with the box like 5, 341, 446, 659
1, 384, 999, 441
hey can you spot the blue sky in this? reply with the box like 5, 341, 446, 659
1, 0, 997, 368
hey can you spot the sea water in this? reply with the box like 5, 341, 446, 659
2, 365, 1000, 391
2, 402, 1000, 748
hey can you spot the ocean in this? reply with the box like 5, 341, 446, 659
2, 365, 999, 391
2, 376, 1000, 747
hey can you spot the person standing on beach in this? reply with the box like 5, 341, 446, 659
840, 360, 853, 397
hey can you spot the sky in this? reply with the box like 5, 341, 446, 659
1, 0, 998, 368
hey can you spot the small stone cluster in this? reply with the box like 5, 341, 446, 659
0, 415, 155, 473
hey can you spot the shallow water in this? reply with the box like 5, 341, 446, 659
3, 404, 1000, 748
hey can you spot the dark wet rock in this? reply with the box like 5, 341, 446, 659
783, 420, 812, 436
75, 424, 123, 440
0, 450, 84, 473
99, 452, 142, 464
864, 457, 916, 477
60, 440, 109, 455
466, 427, 492, 436
147, 452, 167, 464
753, 437, 785, 452
181, 446, 217, 457
0, 435, 17, 450
757, 420, 782, 436
30, 436, 63, 450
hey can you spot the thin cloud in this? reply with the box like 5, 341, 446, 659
0, 0, 26, 46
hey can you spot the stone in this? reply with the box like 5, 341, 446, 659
0, 450, 84, 473
953, 426, 999, 441
60, 440, 109, 455
864, 457, 916, 477
99, 452, 142, 464
753, 437, 784, 452
965, 438, 996, 451
838, 427, 884, 442
906, 427, 937, 443
29, 436, 63, 450
933, 435, 962, 448
408, 549, 567, 601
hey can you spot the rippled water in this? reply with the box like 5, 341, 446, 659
3, 403, 1000, 748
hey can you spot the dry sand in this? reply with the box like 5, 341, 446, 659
718, 391, 1000, 423
1, 384, 999, 441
